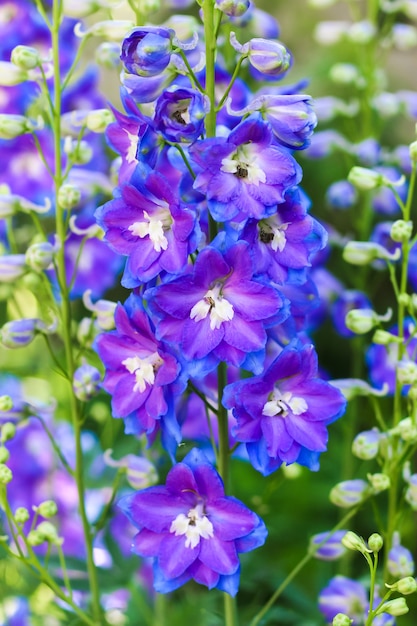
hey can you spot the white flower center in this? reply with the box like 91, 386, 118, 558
125, 130, 139, 164
262, 388, 308, 418
259, 218, 290, 252
128, 209, 172, 252
122, 353, 162, 393
220, 145, 266, 186
190, 283, 234, 330
170, 504, 214, 549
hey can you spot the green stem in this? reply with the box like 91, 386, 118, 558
202, 0, 217, 138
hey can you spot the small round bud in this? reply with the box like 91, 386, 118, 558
368, 533, 383, 552
0, 114, 32, 140
0, 61, 28, 86
0, 463, 13, 484
409, 140, 417, 163
376, 597, 408, 617
372, 329, 400, 345
397, 360, 417, 385
64, 138, 93, 165
368, 472, 390, 493
309, 530, 348, 560
1, 422, 16, 441
332, 613, 353, 626
393, 417, 417, 442
73, 363, 101, 402
25, 242, 54, 271
390, 220, 413, 242
0, 448, 10, 463
57, 184, 81, 210
0, 396, 13, 412
343, 241, 397, 265
329, 63, 360, 85
216, 0, 250, 17
348, 166, 383, 191
0, 254, 26, 282
0, 319, 37, 349
10, 45, 40, 70
27, 530, 45, 546
247, 39, 291, 77
37, 500, 58, 518
14, 507, 30, 524
341, 530, 369, 553
388, 538, 415, 578
345, 308, 378, 334
330, 479, 369, 507
86, 109, 114, 133
347, 21, 376, 44
36, 521, 62, 545
95, 42, 121, 69
405, 474, 417, 509
390, 576, 417, 595
352, 428, 381, 460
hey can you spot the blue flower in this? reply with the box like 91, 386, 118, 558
121, 27, 174, 77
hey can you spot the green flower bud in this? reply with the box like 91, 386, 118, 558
0, 395, 13, 411
392, 417, 417, 442
36, 521, 63, 545
0, 447, 10, 463
348, 166, 383, 190
341, 530, 370, 554
397, 360, 417, 385
75, 20, 135, 41
409, 140, 417, 163
0, 61, 28, 86
95, 42, 121, 69
343, 241, 399, 265
27, 529, 45, 546
64, 138, 93, 165
368, 533, 383, 552
352, 428, 381, 460
1, 422, 16, 441
330, 479, 369, 507
10, 45, 40, 70
332, 614, 353, 626
37, 500, 58, 518
0, 464, 12, 484
368, 472, 391, 493
345, 309, 378, 334
390, 220, 413, 243
376, 597, 409, 616
0, 114, 32, 139
387, 576, 417, 595
57, 184, 81, 210
14, 507, 30, 524
329, 63, 360, 85
86, 109, 114, 133
25, 241, 55, 271
372, 329, 401, 345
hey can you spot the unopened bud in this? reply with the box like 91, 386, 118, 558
345, 308, 378, 334
368, 533, 383, 552
352, 428, 381, 460
1, 422, 16, 441
37, 500, 58, 518
83, 291, 116, 330
332, 614, 353, 626
75, 20, 135, 42
27, 530, 45, 546
64, 137, 93, 164
36, 521, 62, 545
387, 576, 417, 595
0, 61, 28, 86
390, 220, 413, 242
25, 242, 55, 271
388, 536, 415, 578
0, 448, 9, 463
10, 45, 40, 70
368, 472, 390, 493
309, 530, 347, 560
0, 396, 13, 412
341, 530, 370, 553
73, 362, 101, 401
14, 507, 30, 524
0, 254, 26, 282
95, 42, 121, 69
57, 184, 81, 210
329, 63, 360, 85
0, 114, 32, 139
216, 0, 250, 17
397, 360, 417, 385
409, 140, 417, 163
86, 109, 114, 133
0, 319, 37, 349
0, 464, 12, 484
392, 417, 417, 442
405, 474, 417, 509
343, 241, 400, 265
330, 479, 369, 507
372, 329, 400, 345
348, 166, 383, 190
376, 597, 408, 616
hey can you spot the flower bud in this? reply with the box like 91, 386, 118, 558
14, 507, 30, 524
352, 428, 381, 460
247, 38, 291, 76
343, 241, 399, 265
0, 447, 9, 463
73, 362, 101, 401
405, 474, 417, 509
120, 27, 174, 77
25, 242, 55, 271
75, 20, 135, 42
36, 521, 62, 545
0, 319, 37, 349
392, 417, 417, 442
390, 220, 413, 242
10, 45, 40, 70
368, 533, 383, 552
388, 576, 417, 595
86, 109, 114, 133
0, 396, 13, 412
330, 479, 369, 507
347, 20, 376, 44
372, 329, 400, 345
27, 530, 44, 546
388, 537, 415, 578
0, 464, 12, 484
1, 422, 16, 442
376, 598, 409, 616
0, 61, 28, 86
348, 166, 384, 190
95, 42, 121, 69
0, 114, 32, 139
0, 254, 26, 282
345, 308, 378, 334
397, 360, 417, 385
64, 138, 93, 165
332, 614, 353, 626
83, 290, 116, 330
216, 0, 250, 17
104, 449, 158, 490
368, 472, 390, 493
409, 140, 417, 163
57, 184, 81, 209
310, 530, 348, 560
341, 530, 370, 553
329, 63, 360, 85
37, 500, 58, 518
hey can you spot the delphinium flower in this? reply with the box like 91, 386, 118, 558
222, 342, 346, 475
118, 448, 267, 595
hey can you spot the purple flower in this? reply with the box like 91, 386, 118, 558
326, 180, 358, 209
146, 242, 288, 375
121, 27, 174, 77
190, 114, 302, 222
118, 448, 267, 595
388, 534, 415, 578
310, 530, 348, 561
95, 294, 184, 456
223, 343, 346, 475
154, 86, 209, 143
96, 165, 200, 286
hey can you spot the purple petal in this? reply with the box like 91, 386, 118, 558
207, 497, 258, 540
159, 533, 199, 579
199, 535, 239, 575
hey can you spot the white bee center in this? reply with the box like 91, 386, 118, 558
190, 284, 234, 330
170, 504, 214, 549
221, 144, 266, 186
262, 388, 308, 418
128, 209, 172, 252
122, 353, 162, 393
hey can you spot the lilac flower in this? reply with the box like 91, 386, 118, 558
326, 180, 358, 209
96, 165, 200, 286
121, 27, 174, 77
118, 448, 267, 595
223, 343, 346, 475
146, 242, 288, 375
190, 114, 302, 222
154, 86, 209, 143
95, 294, 184, 456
